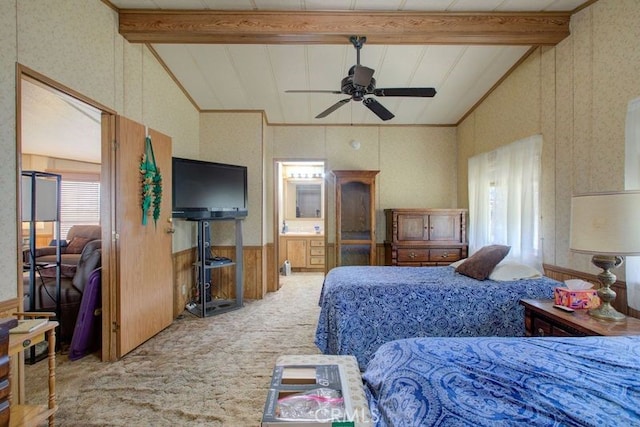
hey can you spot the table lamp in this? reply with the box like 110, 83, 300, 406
569, 190, 640, 321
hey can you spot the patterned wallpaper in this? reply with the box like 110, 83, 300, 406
266, 124, 458, 244
0, 3, 18, 301
457, 0, 640, 275
5, 0, 636, 303
0, 0, 200, 300
198, 112, 264, 246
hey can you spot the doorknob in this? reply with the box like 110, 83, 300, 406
166, 218, 175, 234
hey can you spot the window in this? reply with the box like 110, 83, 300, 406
468, 135, 542, 270
60, 179, 100, 239
625, 97, 640, 310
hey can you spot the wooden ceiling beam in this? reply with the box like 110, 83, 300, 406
118, 10, 571, 46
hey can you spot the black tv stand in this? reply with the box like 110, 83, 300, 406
188, 217, 244, 317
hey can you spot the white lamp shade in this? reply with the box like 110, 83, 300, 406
21, 174, 59, 221
570, 191, 640, 255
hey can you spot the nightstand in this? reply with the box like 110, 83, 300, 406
520, 299, 640, 337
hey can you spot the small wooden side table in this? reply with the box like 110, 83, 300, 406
8, 315, 58, 427
520, 299, 640, 337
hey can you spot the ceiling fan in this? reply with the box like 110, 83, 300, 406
286, 36, 437, 121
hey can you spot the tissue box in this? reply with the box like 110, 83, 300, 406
554, 287, 600, 309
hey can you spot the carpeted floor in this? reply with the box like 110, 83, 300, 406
25, 273, 324, 426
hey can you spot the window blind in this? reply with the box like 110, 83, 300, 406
60, 180, 100, 239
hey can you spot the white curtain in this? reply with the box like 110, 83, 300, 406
468, 135, 543, 271
625, 97, 640, 311
467, 154, 492, 252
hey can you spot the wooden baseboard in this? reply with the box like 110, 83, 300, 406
543, 263, 639, 319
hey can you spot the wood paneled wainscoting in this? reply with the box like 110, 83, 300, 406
172, 249, 196, 318
210, 245, 266, 300
172, 245, 272, 318
543, 264, 640, 320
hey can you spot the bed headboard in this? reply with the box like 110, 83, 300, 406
543, 263, 640, 319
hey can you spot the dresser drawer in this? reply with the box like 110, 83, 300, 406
310, 240, 325, 247
532, 317, 552, 337
0, 400, 8, 427
429, 248, 461, 262
0, 355, 8, 380
397, 248, 430, 262
529, 311, 586, 337
0, 378, 9, 401
309, 257, 325, 266
310, 247, 325, 256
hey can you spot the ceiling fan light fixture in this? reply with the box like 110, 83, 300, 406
287, 35, 436, 121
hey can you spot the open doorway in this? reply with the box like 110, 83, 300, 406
274, 160, 326, 281
17, 66, 174, 363
17, 66, 109, 360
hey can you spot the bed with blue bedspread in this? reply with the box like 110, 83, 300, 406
315, 266, 559, 369
363, 335, 640, 426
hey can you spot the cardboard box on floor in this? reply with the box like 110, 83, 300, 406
262, 355, 372, 427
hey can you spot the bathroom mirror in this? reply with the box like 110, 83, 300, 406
285, 180, 323, 219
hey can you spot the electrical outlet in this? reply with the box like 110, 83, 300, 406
181, 284, 186, 295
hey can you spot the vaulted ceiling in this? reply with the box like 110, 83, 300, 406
110, 0, 594, 125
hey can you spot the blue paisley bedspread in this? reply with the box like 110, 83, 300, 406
363, 335, 640, 426
314, 266, 559, 369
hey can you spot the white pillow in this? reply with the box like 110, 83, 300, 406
449, 259, 466, 268
488, 261, 542, 281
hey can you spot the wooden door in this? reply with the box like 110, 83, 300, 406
286, 238, 307, 268
397, 214, 429, 242
114, 116, 173, 357
429, 213, 462, 241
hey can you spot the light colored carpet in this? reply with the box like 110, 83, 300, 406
25, 273, 324, 426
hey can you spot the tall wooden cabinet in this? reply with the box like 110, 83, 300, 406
384, 208, 468, 266
332, 170, 379, 266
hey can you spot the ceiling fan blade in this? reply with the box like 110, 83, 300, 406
286, 90, 342, 94
353, 65, 375, 87
315, 98, 351, 119
363, 98, 394, 121
373, 87, 437, 97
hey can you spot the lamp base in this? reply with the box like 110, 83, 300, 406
588, 303, 626, 321
589, 255, 626, 322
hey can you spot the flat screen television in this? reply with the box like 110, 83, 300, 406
172, 157, 248, 219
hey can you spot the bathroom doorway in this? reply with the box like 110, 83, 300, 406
274, 160, 326, 283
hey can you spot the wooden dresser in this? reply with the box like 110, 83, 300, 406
0, 319, 15, 426
384, 208, 468, 266
521, 299, 640, 337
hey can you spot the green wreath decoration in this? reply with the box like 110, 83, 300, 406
140, 135, 162, 227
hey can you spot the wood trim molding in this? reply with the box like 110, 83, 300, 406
17, 64, 116, 115
118, 10, 570, 46
146, 44, 200, 112
456, 46, 538, 125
